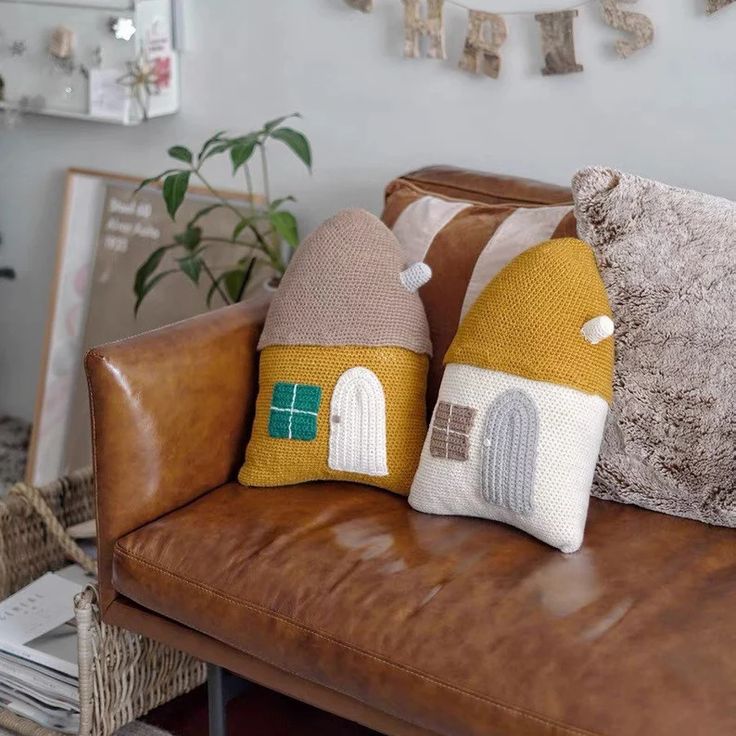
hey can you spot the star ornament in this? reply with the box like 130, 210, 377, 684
111, 17, 136, 42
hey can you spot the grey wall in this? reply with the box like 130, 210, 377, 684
1, 0, 735, 421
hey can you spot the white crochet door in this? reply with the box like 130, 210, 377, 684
328, 367, 389, 476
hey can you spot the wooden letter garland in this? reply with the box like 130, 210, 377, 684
706, 0, 736, 13
339, 1, 732, 76
344, 0, 374, 12
599, 0, 654, 58
403, 0, 447, 60
535, 10, 583, 75
458, 10, 508, 79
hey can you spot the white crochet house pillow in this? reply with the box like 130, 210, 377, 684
409, 238, 614, 553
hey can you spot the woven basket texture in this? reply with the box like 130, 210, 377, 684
0, 469, 94, 599
0, 470, 206, 735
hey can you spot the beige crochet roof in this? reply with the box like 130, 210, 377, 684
258, 208, 432, 355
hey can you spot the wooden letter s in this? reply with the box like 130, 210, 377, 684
600, 0, 654, 58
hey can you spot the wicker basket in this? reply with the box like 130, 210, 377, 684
0, 470, 207, 735
0, 469, 94, 600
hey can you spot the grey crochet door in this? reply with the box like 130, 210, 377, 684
481, 389, 538, 514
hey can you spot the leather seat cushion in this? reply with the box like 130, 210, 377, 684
113, 482, 736, 736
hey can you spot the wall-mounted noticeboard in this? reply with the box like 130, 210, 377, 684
0, 0, 180, 124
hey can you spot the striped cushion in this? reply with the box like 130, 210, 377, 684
382, 178, 577, 410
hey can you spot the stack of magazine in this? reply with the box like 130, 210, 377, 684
0, 565, 92, 734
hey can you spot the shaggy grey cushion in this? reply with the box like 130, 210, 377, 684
572, 167, 735, 527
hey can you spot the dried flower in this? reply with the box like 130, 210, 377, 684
117, 53, 160, 120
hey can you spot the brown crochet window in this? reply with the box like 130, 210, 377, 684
430, 402, 476, 461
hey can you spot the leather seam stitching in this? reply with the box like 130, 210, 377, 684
397, 176, 575, 207
85, 354, 115, 616
114, 544, 600, 736
84, 306, 260, 353
112, 600, 444, 736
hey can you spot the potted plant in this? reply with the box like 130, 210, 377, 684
133, 113, 311, 314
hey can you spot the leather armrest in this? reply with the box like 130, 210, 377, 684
85, 299, 265, 613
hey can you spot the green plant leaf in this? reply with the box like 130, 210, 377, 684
200, 140, 233, 163
197, 130, 227, 162
162, 171, 190, 219
134, 245, 172, 298
223, 268, 247, 302
167, 146, 193, 164
269, 211, 299, 247
270, 128, 312, 171
232, 220, 248, 241
230, 135, 258, 173
269, 196, 296, 211
134, 169, 180, 194
263, 113, 300, 134
187, 203, 223, 229
177, 255, 202, 284
134, 269, 177, 316
174, 226, 202, 249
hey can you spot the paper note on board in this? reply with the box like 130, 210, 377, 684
89, 68, 130, 122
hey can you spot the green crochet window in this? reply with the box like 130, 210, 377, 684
268, 382, 322, 441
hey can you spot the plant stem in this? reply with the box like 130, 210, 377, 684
236, 258, 257, 302
259, 142, 286, 266
201, 261, 230, 306
195, 168, 283, 273
259, 143, 271, 203
202, 235, 266, 249
195, 170, 249, 223
243, 164, 257, 216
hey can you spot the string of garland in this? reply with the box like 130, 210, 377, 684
443, 0, 596, 15
343, 0, 733, 77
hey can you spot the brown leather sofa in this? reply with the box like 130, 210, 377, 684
86, 167, 736, 736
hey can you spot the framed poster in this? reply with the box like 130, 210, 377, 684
27, 168, 267, 485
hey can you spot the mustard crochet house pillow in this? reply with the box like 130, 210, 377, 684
409, 238, 614, 553
239, 209, 432, 496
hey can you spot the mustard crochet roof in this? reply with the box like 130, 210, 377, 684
446, 238, 614, 403
258, 208, 432, 355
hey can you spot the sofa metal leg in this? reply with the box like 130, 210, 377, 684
207, 663, 252, 736
208, 664, 227, 736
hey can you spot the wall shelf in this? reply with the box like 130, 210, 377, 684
0, 0, 181, 126
0, 100, 139, 124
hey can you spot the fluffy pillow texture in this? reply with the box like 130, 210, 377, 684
409, 238, 614, 553
573, 168, 736, 528
239, 209, 432, 496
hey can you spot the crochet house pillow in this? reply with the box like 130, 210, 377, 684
239, 209, 433, 496
409, 238, 614, 553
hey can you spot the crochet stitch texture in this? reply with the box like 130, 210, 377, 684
259, 209, 432, 355
240, 209, 431, 496
410, 238, 614, 553
447, 238, 614, 404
